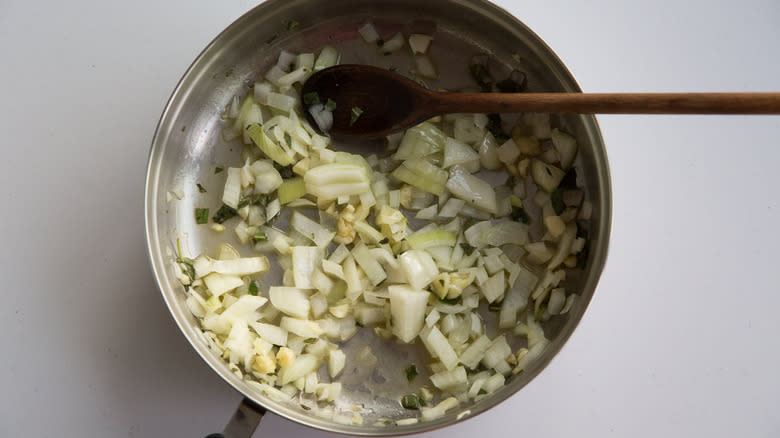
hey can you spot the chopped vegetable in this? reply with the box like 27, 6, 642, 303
278, 177, 306, 204
401, 394, 421, 410
177, 44, 588, 417
446, 166, 497, 213
358, 22, 380, 43
405, 364, 418, 382
392, 159, 448, 196
408, 34, 433, 54
195, 208, 209, 224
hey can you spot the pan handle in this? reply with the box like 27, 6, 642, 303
205, 397, 267, 438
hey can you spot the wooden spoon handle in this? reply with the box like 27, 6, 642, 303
429, 92, 780, 114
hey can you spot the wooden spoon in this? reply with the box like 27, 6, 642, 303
301, 64, 780, 140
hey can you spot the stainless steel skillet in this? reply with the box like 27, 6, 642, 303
144, 0, 612, 435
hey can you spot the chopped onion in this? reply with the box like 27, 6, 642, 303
357, 22, 380, 43
445, 166, 497, 214
421, 326, 459, 370
414, 55, 438, 79
391, 159, 448, 196
304, 163, 370, 201
290, 211, 335, 248
399, 250, 439, 290
408, 34, 433, 54
250, 322, 288, 346
389, 285, 429, 342
313, 45, 339, 71
351, 242, 386, 286
430, 366, 467, 392
458, 335, 491, 369
269, 286, 311, 319
308, 103, 333, 133
407, 230, 457, 250
380, 32, 404, 53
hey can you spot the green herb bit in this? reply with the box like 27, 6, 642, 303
478, 388, 487, 395
419, 398, 427, 407
274, 162, 295, 179
551, 189, 565, 215
303, 92, 320, 105
405, 364, 418, 382
181, 126, 186, 132
401, 395, 421, 410
215, 166, 224, 174
460, 243, 475, 256
438, 295, 462, 305
283, 132, 292, 147
303, 338, 317, 344
463, 218, 477, 231
488, 300, 503, 312
383, 420, 392, 425
324, 98, 337, 111
212, 204, 238, 224
196, 183, 207, 193
194, 208, 209, 224
225, 69, 233, 78
511, 206, 530, 224
238, 194, 268, 209
252, 232, 268, 243
287, 20, 300, 31
249, 280, 259, 296
350, 106, 364, 126
300, 404, 311, 411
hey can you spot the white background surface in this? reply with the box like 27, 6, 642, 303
1, 0, 779, 436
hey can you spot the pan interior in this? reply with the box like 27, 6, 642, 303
146, 0, 610, 434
